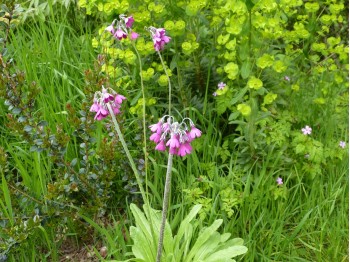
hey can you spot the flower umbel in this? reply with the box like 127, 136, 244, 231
90, 86, 126, 121
149, 116, 201, 157
301, 125, 312, 135
148, 27, 171, 51
105, 15, 138, 41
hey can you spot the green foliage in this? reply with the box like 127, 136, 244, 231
123, 204, 247, 262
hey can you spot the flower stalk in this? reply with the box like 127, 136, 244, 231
156, 152, 173, 262
106, 103, 147, 203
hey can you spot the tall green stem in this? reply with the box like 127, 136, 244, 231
156, 50, 174, 261
156, 153, 173, 262
131, 42, 149, 198
157, 51, 172, 114
106, 103, 147, 203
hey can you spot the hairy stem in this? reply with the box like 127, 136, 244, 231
106, 103, 147, 203
131, 42, 149, 198
156, 152, 173, 262
157, 51, 172, 114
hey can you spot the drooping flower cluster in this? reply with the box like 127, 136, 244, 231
149, 116, 201, 157
105, 15, 139, 41
90, 86, 126, 121
148, 27, 171, 51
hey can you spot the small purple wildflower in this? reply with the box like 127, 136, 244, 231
284, 76, 290, 81
213, 92, 217, 96
301, 125, 312, 135
218, 82, 226, 90
339, 141, 346, 148
276, 177, 283, 185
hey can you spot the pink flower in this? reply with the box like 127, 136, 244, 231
150, 27, 171, 51
218, 82, 226, 90
149, 121, 163, 134
94, 107, 109, 121
155, 140, 166, 151
166, 134, 180, 148
102, 88, 114, 103
105, 25, 115, 34
115, 94, 126, 104
111, 103, 121, 115
189, 126, 202, 140
114, 29, 127, 40
276, 177, 283, 185
148, 116, 202, 156
124, 16, 134, 28
130, 31, 139, 40
91, 87, 126, 121
162, 122, 170, 133
169, 147, 178, 155
90, 102, 100, 112
301, 125, 312, 135
150, 132, 162, 143
177, 142, 193, 157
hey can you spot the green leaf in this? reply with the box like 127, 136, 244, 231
230, 86, 248, 106
1, 174, 13, 225
173, 205, 201, 259
185, 219, 223, 261
206, 245, 248, 261
130, 226, 153, 261
240, 60, 251, 79
216, 91, 233, 115
295, 144, 305, 154
193, 232, 221, 260
228, 112, 240, 122
130, 204, 153, 247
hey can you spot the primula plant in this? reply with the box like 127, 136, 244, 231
84, 13, 246, 261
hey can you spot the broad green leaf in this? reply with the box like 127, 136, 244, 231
185, 219, 223, 261
130, 204, 153, 243
214, 238, 245, 253
193, 232, 221, 260
173, 204, 202, 252
130, 227, 153, 261
220, 233, 232, 243
206, 246, 248, 261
